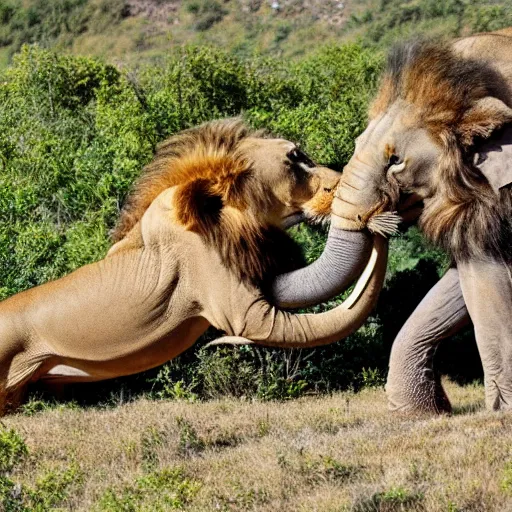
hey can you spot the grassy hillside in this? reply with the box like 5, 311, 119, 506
1, 382, 511, 511
0, 0, 510, 67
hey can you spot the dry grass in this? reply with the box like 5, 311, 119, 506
3, 380, 512, 511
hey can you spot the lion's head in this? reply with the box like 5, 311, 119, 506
112, 118, 341, 287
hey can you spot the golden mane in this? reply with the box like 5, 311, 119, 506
112, 118, 304, 288
373, 40, 512, 263
112, 118, 263, 242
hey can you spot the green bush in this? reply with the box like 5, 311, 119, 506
96, 467, 200, 511
0, 429, 81, 512
0, 426, 27, 473
354, 486, 424, 511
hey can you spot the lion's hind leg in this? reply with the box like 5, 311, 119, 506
0, 347, 51, 415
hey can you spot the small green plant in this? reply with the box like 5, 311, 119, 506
298, 454, 359, 485
501, 461, 512, 495
152, 366, 198, 402
196, 347, 258, 399
96, 467, 201, 511
0, 462, 82, 512
354, 486, 424, 511
21, 396, 80, 416
322, 456, 358, 482
29, 464, 83, 511
360, 367, 386, 389
0, 426, 28, 473
257, 419, 270, 437
257, 377, 308, 400
176, 417, 205, 456
141, 426, 167, 471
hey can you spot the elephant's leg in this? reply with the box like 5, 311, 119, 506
458, 259, 512, 411
386, 268, 470, 414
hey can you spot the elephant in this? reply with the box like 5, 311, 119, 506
331, 30, 512, 413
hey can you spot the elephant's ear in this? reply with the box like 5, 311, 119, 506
457, 97, 512, 146
473, 123, 512, 194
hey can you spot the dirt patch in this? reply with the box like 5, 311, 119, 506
127, 0, 181, 25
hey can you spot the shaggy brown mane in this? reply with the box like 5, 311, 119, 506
112, 118, 304, 288
373, 40, 512, 263
370, 39, 511, 128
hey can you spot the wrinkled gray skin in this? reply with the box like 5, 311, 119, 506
272, 228, 371, 309
387, 128, 512, 413
337, 33, 512, 413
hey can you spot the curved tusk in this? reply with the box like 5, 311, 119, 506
389, 161, 406, 174
204, 336, 255, 348
342, 242, 379, 310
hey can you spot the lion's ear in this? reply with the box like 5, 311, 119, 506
457, 97, 512, 146
174, 178, 223, 234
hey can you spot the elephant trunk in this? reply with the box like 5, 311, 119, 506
271, 169, 400, 310
230, 234, 389, 349
333, 157, 400, 237
271, 225, 372, 309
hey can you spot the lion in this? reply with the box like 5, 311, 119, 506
0, 119, 388, 414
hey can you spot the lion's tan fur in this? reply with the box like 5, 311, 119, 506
371, 38, 512, 262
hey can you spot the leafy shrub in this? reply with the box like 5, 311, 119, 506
29, 464, 83, 511
354, 486, 424, 511
0, 427, 27, 473
176, 418, 205, 457
0, 428, 80, 512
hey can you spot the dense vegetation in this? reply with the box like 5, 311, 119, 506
0, 0, 509, 67
0, 41, 480, 406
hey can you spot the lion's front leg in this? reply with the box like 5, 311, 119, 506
459, 259, 512, 411
386, 268, 470, 414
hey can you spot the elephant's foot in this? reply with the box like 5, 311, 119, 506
485, 377, 512, 411
386, 268, 469, 415
385, 375, 452, 414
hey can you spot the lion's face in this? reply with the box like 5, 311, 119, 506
237, 137, 341, 227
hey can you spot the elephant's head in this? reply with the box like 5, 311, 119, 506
334, 40, 512, 255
